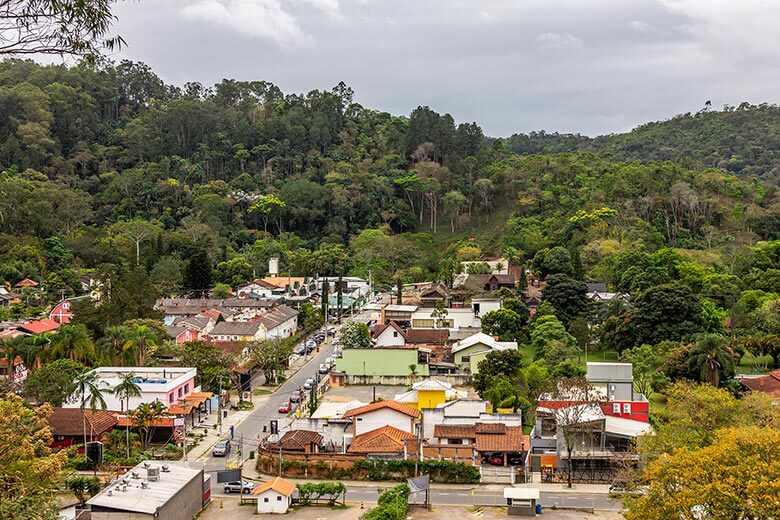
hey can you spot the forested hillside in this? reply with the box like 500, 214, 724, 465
1, 58, 779, 304
506, 104, 780, 182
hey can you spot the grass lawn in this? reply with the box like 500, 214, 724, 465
253, 388, 273, 396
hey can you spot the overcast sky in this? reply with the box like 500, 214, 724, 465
105, 0, 780, 136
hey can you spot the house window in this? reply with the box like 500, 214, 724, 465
450, 438, 463, 445
623, 403, 631, 414
393, 331, 398, 338
184, 384, 189, 394
264, 497, 269, 503
461, 356, 470, 363
277, 496, 282, 501
413, 319, 435, 328
612, 403, 620, 414
473, 303, 480, 315
169, 394, 174, 403
178, 388, 183, 398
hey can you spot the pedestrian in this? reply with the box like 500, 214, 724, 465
230, 424, 234, 439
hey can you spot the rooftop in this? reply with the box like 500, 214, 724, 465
49, 408, 117, 437
451, 332, 518, 354
348, 425, 415, 454
87, 462, 202, 515
342, 400, 421, 419
251, 476, 296, 497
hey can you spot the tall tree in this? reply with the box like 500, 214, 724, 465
0, 394, 66, 519
183, 250, 212, 297
112, 372, 141, 459
72, 370, 110, 453
0, 0, 123, 58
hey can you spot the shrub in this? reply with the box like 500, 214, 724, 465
361, 484, 409, 520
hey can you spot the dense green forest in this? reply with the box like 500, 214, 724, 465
1, 58, 779, 314
506, 103, 780, 182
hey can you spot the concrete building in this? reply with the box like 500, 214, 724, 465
335, 347, 429, 383
421, 399, 522, 442
62, 367, 198, 412
252, 476, 296, 514
87, 462, 205, 520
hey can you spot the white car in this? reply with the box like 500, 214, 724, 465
224, 480, 255, 494
303, 378, 315, 390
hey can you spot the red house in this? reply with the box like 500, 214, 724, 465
48, 408, 118, 451
18, 319, 61, 335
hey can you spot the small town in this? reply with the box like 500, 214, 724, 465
1, 2, 779, 520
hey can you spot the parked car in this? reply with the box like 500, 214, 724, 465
224, 480, 255, 494
326, 326, 336, 336
303, 377, 315, 390
289, 390, 302, 403
319, 363, 330, 375
486, 454, 504, 466
212, 439, 231, 457
293, 344, 306, 355
278, 401, 292, 413
325, 356, 335, 366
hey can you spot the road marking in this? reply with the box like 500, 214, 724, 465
439, 492, 450, 496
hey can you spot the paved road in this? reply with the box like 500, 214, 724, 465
345, 487, 619, 510
210, 485, 619, 510
200, 334, 336, 473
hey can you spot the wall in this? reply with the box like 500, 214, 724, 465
157, 469, 204, 520
416, 390, 445, 411
374, 327, 406, 347
286, 419, 351, 451
411, 309, 480, 330
256, 490, 289, 514
335, 349, 428, 377
453, 343, 491, 372
353, 408, 415, 436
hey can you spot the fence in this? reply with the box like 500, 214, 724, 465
540, 466, 617, 484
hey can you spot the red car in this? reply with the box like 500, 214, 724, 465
278, 402, 292, 413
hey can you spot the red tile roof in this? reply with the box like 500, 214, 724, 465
48, 408, 117, 437
475, 427, 527, 453
404, 328, 449, 345
373, 321, 406, 339
279, 430, 323, 451
15, 278, 39, 287
342, 400, 421, 419
19, 319, 60, 334
434, 424, 476, 439
475, 422, 506, 434
251, 477, 296, 497
348, 425, 415, 454
739, 370, 780, 397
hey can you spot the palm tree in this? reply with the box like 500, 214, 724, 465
127, 325, 157, 365
73, 370, 110, 453
0, 335, 25, 378
98, 325, 132, 365
408, 364, 418, 385
50, 324, 95, 364
113, 373, 141, 459
687, 334, 736, 387
26, 331, 54, 368
132, 401, 167, 451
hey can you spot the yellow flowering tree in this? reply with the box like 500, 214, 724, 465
625, 427, 780, 520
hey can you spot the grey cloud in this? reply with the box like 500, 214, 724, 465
107, 0, 780, 136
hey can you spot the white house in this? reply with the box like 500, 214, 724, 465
260, 305, 299, 339
342, 400, 420, 436
62, 367, 198, 412
373, 321, 407, 346
252, 477, 295, 514
208, 321, 265, 342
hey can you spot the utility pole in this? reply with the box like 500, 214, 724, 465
217, 377, 223, 434
182, 416, 188, 461
239, 433, 244, 502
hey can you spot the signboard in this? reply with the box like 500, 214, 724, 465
407, 475, 430, 493
173, 417, 185, 427
270, 420, 278, 435
216, 469, 241, 483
